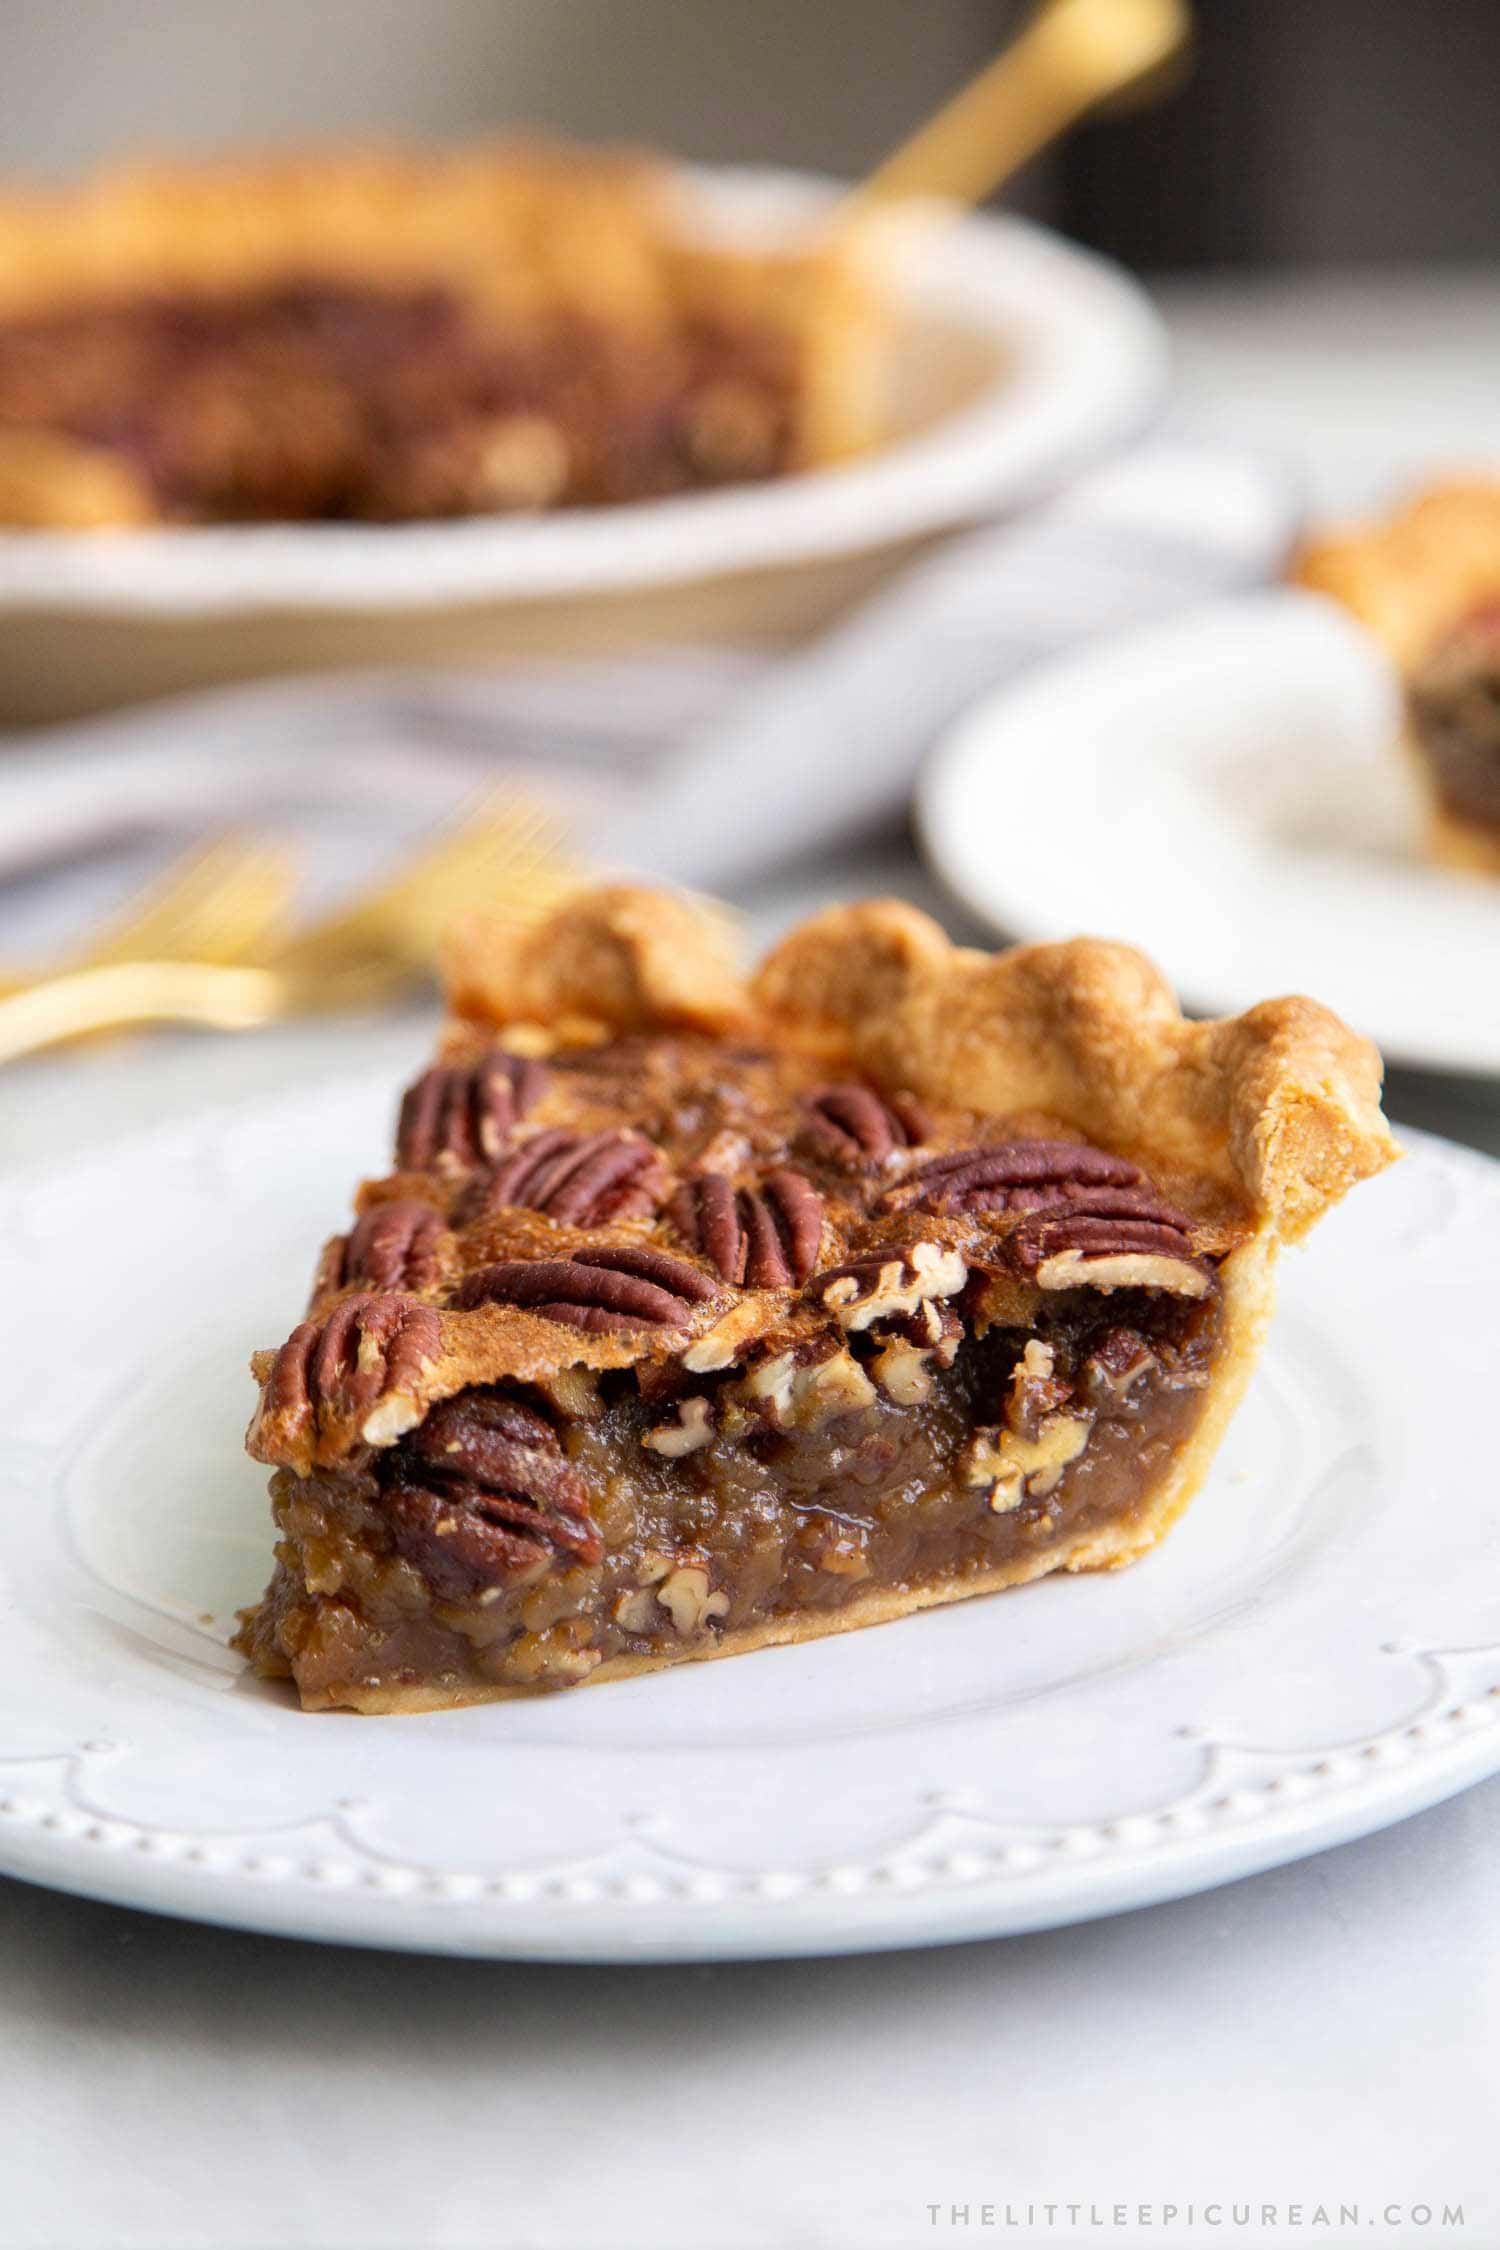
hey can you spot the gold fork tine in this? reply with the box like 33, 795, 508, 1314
0, 798, 580, 1066
75, 834, 294, 968
277, 795, 580, 975
0, 833, 297, 1002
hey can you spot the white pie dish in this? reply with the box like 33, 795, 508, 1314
0, 168, 1166, 721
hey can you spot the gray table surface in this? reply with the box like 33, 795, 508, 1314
3, 280, 1499, 2250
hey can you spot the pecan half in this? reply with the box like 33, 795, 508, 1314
263, 1292, 442, 1449
890, 1137, 1140, 1216
396, 1052, 547, 1171
381, 1391, 601, 1601
668, 1167, 824, 1288
1011, 1188, 1212, 1297
801, 1083, 931, 1169
338, 1199, 446, 1293
476, 1128, 668, 1227
456, 1246, 719, 1333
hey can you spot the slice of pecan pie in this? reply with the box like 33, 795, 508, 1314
0, 144, 878, 526
1294, 479, 1500, 877
236, 887, 1395, 1711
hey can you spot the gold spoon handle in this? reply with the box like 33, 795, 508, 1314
840, 0, 1189, 221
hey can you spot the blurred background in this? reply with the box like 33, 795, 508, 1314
0, 0, 1495, 1083
6, 0, 1500, 265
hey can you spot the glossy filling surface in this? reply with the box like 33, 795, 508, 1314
238, 1287, 1223, 1707
0, 280, 799, 520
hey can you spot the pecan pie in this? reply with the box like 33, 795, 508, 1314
235, 887, 1395, 1711
0, 145, 878, 526
1294, 479, 1500, 876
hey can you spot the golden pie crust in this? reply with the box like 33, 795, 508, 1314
0, 143, 882, 526
238, 888, 1395, 1711
1292, 479, 1500, 874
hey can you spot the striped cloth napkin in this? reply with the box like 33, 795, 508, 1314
0, 439, 1296, 959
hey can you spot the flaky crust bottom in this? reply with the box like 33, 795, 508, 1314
299, 1234, 1278, 1714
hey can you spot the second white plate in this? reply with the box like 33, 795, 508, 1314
917, 587, 1499, 1077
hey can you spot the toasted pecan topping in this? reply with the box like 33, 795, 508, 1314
668, 1166, 824, 1288
476, 1127, 668, 1227
455, 1245, 718, 1333
263, 1292, 442, 1450
801, 1083, 931, 1169
1011, 1189, 1212, 1298
396, 1052, 547, 1171
891, 1138, 1140, 1216
381, 1391, 601, 1600
340, 1199, 446, 1293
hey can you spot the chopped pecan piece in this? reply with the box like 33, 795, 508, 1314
1082, 1327, 1158, 1399
1002, 1338, 1073, 1438
261, 1292, 442, 1452
867, 1301, 963, 1404
961, 1410, 1094, 1513
338, 1198, 447, 1293
736, 1342, 877, 1428
801, 1083, 931, 1169
655, 1562, 730, 1636
381, 1391, 601, 1601
1011, 1189, 1212, 1298
476, 1127, 668, 1227
641, 1396, 716, 1456
889, 1137, 1140, 1216
667, 1166, 823, 1287
813, 1240, 967, 1330
396, 1052, 547, 1171
455, 1245, 718, 1333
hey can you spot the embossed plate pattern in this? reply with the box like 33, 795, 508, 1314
1, 1075, 1496, 1960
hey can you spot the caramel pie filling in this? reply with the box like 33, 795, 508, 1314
237, 1031, 1254, 1709
0, 281, 800, 522
1408, 601, 1500, 839
241, 1293, 1222, 1706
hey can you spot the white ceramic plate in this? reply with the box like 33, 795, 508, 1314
0, 170, 1164, 615
1, 1072, 1497, 1960
918, 587, 1500, 1079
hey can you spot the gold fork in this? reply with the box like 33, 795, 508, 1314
0, 832, 296, 1001
833, 0, 1189, 227
0, 796, 579, 1066
276, 795, 580, 976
